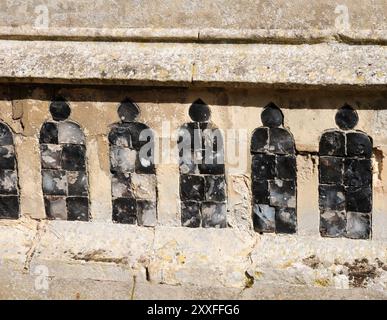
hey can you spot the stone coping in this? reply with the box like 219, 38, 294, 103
0, 40, 386, 88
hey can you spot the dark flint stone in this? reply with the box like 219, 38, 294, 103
346, 132, 372, 158
41, 169, 67, 196
269, 180, 296, 208
335, 105, 358, 130
178, 122, 201, 152
61, 144, 86, 171
117, 99, 140, 122
40, 122, 58, 144
40, 144, 62, 169
108, 124, 132, 147
318, 185, 345, 211
0, 123, 13, 145
181, 201, 201, 228
319, 156, 343, 185
276, 155, 296, 180
137, 200, 157, 226
201, 125, 224, 154
343, 158, 372, 187
127, 122, 152, 151
204, 175, 226, 202
50, 100, 71, 121
66, 197, 89, 221
346, 186, 372, 213
268, 128, 295, 154
319, 131, 345, 156
261, 104, 283, 128
320, 210, 346, 238
251, 154, 275, 180
251, 127, 269, 153
346, 211, 371, 240
275, 207, 297, 234
111, 172, 133, 198
0, 145, 15, 169
135, 147, 155, 174
180, 174, 204, 201
252, 204, 275, 233
0, 195, 19, 219
199, 151, 225, 175
251, 179, 270, 204
67, 171, 88, 196
201, 202, 226, 228
112, 198, 137, 224
189, 99, 211, 122
44, 196, 67, 220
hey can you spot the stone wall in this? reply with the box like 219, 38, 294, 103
0, 0, 386, 299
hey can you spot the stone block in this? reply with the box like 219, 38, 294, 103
39, 122, 58, 144
0, 170, 17, 195
0, 145, 15, 170
44, 196, 67, 220
343, 159, 372, 187
276, 155, 296, 180
268, 128, 295, 154
40, 144, 62, 169
346, 212, 371, 240
251, 154, 275, 180
61, 144, 86, 171
269, 180, 296, 208
319, 156, 343, 185
108, 124, 132, 147
319, 131, 345, 157
199, 151, 225, 175
137, 200, 157, 227
201, 202, 226, 228
251, 127, 269, 153
135, 151, 155, 174
41, 169, 67, 196
0, 195, 19, 219
252, 179, 270, 204
0, 123, 13, 145
181, 201, 201, 228
131, 173, 157, 200
319, 185, 345, 211
180, 174, 204, 201
127, 122, 152, 151
346, 132, 372, 158
66, 197, 89, 221
275, 207, 297, 234
67, 171, 88, 196
252, 203, 275, 233
110, 146, 136, 173
58, 121, 85, 145
112, 198, 137, 224
346, 186, 372, 213
111, 172, 133, 198
320, 210, 346, 238
204, 175, 226, 202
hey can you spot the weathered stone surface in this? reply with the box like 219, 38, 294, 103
0, 195, 19, 219
320, 210, 347, 238
346, 212, 371, 240
346, 132, 372, 158
61, 144, 86, 171
251, 127, 268, 153
268, 128, 295, 154
67, 171, 88, 197
1, 41, 386, 87
204, 175, 226, 202
180, 174, 204, 201
319, 185, 345, 211
252, 154, 275, 180
269, 180, 296, 208
0, 169, 18, 194
275, 207, 297, 234
44, 196, 67, 220
346, 186, 372, 213
319, 156, 344, 185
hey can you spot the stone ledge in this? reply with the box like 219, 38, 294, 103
0, 219, 386, 299
0, 41, 386, 88
0, 27, 386, 45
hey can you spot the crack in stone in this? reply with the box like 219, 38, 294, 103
23, 220, 47, 272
